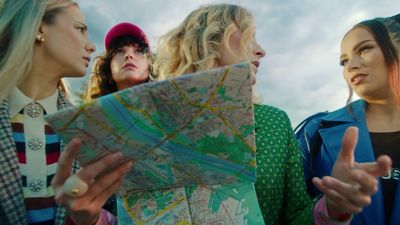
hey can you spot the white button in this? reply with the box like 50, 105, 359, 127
26, 103, 41, 118
28, 138, 43, 150
28, 179, 45, 192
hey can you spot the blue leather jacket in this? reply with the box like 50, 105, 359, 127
297, 99, 400, 225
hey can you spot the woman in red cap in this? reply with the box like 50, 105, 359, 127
83, 22, 157, 224
85, 22, 157, 101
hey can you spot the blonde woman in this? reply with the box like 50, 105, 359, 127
156, 4, 391, 225
0, 1, 131, 224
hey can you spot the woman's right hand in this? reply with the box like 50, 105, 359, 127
312, 126, 392, 219
51, 138, 133, 225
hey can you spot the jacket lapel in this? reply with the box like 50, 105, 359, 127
318, 100, 385, 225
0, 100, 26, 224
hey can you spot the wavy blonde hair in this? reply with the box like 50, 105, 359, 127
0, 0, 77, 100
157, 4, 255, 79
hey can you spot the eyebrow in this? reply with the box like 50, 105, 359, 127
340, 39, 374, 59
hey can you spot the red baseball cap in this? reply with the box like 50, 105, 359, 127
104, 22, 149, 50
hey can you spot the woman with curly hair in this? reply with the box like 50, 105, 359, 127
85, 22, 157, 102
155, 4, 391, 225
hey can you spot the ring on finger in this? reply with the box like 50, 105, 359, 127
63, 174, 89, 198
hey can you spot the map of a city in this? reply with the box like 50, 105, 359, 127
118, 183, 265, 225
46, 63, 256, 195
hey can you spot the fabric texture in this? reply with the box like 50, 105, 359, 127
254, 104, 350, 225
0, 92, 79, 225
253, 104, 314, 224
314, 196, 353, 225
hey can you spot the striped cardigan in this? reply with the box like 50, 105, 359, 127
0, 92, 78, 225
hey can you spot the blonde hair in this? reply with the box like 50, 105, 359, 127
0, 0, 77, 100
157, 4, 255, 79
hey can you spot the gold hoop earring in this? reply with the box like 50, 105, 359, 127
35, 35, 45, 44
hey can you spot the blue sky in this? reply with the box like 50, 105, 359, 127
70, 0, 400, 126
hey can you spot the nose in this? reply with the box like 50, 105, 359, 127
125, 53, 134, 60
346, 56, 361, 72
254, 43, 266, 59
86, 40, 96, 54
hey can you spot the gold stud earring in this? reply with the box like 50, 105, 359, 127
35, 35, 45, 44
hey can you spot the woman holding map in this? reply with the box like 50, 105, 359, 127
0, 0, 131, 224
153, 4, 392, 225
85, 22, 157, 101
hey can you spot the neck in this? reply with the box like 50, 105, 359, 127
19, 66, 60, 100
365, 98, 400, 132
116, 80, 147, 91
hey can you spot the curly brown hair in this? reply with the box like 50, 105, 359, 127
84, 35, 158, 102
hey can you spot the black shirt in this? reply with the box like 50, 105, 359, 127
370, 131, 400, 223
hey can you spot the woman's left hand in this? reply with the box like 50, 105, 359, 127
312, 126, 392, 219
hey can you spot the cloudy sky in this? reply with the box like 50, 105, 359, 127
70, 0, 400, 127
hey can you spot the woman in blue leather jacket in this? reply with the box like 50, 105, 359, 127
297, 14, 400, 225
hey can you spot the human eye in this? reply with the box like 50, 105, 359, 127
75, 22, 88, 33
358, 45, 373, 54
115, 48, 125, 54
339, 58, 348, 67
135, 47, 146, 55
76, 26, 87, 33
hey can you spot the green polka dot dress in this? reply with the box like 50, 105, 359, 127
254, 104, 315, 225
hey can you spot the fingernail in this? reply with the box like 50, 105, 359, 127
70, 138, 81, 147
111, 152, 123, 161
124, 161, 133, 171
324, 178, 333, 187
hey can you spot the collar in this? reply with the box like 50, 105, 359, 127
323, 99, 366, 123
8, 87, 59, 117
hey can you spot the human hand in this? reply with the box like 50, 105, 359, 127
51, 138, 132, 225
312, 126, 391, 219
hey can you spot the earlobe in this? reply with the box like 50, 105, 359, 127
35, 35, 45, 44
35, 25, 45, 44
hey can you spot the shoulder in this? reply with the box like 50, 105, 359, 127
254, 104, 290, 121
323, 100, 366, 122
295, 100, 366, 140
296, 111, 327, 137
57, 91, 72, 109
254, 104, 292, 133
0, 99, 9, 111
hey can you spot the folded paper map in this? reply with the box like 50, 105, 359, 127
45, 63, 256, 195
117, 183, 265, 225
